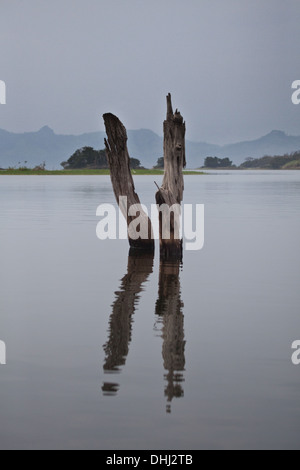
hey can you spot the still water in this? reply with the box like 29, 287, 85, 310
0, 171, 300, 450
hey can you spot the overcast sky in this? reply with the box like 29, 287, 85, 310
0, 0, 299, 144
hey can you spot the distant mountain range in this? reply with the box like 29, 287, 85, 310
0, 126, 300, 169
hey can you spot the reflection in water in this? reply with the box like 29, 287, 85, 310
102, 251, 154, 395
102, 254, 185, 414
155, 261, 185, 414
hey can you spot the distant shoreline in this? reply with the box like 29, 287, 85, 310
0, 169, 204, 176
200, 167, 300, 171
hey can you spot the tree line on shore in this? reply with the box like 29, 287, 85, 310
61, 147, 143, 170
201, 151, 300, 169
238, 151, 300, 169
61, 147, 300, 171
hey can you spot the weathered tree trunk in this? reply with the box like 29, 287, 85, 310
156, 94, 186, 261
103, 113, 154, 252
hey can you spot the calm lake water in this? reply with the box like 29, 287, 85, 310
0, 171, 300, 450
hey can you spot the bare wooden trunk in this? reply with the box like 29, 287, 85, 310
103, 113, 154, 252
156, 94, 186, 261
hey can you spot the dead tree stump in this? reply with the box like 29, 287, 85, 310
103, 113, 154, 252
156, 94, 186, 261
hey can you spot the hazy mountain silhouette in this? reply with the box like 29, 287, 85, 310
0, 126, 300, 169
220, 131, 300, 165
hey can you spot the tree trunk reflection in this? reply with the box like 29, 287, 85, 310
102, 251, 154, 395
155, 261, 185, 413
102, 255, 186, 414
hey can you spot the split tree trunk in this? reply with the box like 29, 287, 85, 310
103, 113, 154, 252
156, 94, 186, 261
103, 94, 185, 259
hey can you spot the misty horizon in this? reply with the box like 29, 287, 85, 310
0, 0, 299, 145
0, 123, 299, 147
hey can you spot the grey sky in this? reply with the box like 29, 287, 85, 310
0, 0, 299, 144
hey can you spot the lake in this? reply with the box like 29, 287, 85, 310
0, 171, 300, 450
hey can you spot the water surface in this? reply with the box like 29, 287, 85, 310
0, 171, 300, 450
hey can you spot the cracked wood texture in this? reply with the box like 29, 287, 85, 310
103, 113, 154, 252
156, 94, 186, 261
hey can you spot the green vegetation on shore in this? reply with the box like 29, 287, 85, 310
0, 147, 204, 175
239, 151, 300, 169
61, 147, 144, 171
282, 159, 300, 170
201, 151, 300, 170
